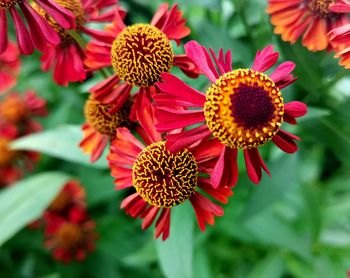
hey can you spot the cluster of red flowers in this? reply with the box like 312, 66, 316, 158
267, 0, 350, 68
4, 0, 349, 244
0, 73, 47, 187
32, 180, 98, 263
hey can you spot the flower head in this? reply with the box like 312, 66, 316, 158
0, 0, 76, 55
266, 0, 350, 51
108, 95, 232, 240
79, 95, 132, 162
85, 3, 199, 122
44, 211, 98, 263
154, 41, 308, 188
329, 23, 350, 68
34, 0, 126, 86
0, 42, 20, 94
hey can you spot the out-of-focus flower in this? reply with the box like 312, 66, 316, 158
0, 91, 47, 126
34, 0, 126, 86
0, 42, 21, 94
108, 95, 232, 240
85, 3, 199, 122
329, 23, 350, 69
79, 95, 132, 162
154, 41, 308, 188
266, 0, 350, 51
0, 0, 76, 55
44, 211, 98, 263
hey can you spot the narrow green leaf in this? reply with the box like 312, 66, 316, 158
0, 172, 69, 246
247, 252, 285, 278
156, 202, 194, 278
11, 125, 108, 169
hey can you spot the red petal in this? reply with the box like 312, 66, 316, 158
211, 147, 238, 188
252, 45, 278, 72
272, 129, 300, 153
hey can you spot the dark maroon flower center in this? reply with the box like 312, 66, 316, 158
306, 0, 337, 18
230, 83, 275, 130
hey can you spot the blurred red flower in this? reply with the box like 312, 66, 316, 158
0, 42, 21, 94
329, 23, 350, 68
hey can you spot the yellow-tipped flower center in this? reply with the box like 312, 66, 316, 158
204, 69, 284, 150
0, 0, 20, 8
0, 138, 17, 166
56, 222, 82, 249
306, 0, 336, 18
132, 141, 198, 208
111, 24, 174, 87
84, 96, 131, 137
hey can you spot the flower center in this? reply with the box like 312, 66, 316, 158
0, 96, 28, 124
84, 96, 131, 137
204, 69, 284, 150
0, 138, 17, 166
49, 191, 71, 212
306, 0, 336, 18
0, 0, 20, 9
32, 0, 85, 43
56, 222, 82, 249
111, 24, 174, 87
132, 141, 198, 208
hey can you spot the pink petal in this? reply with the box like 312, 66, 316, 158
284, 101, 308, 118
0, 10, 8, 54
252, 45, 278, 72
272, 129, 299, 153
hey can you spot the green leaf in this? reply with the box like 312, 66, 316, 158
247, 252, 285, 278
156, 202, 194, 278
11, 125, 108, 169
0, 172, 69, 246
241, 154, 298, 218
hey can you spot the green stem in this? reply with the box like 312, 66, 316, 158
68, 30, 87, 49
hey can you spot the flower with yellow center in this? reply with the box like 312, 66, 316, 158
154, 41, 308, 187
132, 141, 197, 208
0, 94, 28, 124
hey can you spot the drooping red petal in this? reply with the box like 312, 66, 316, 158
198, 178, 233, 204
0, 10, 8, 54
272, 129, 300, 153
251, 45, 279, 72
211, 147, 238, 188
173, 54, 200, 78
284, 101, 308, 118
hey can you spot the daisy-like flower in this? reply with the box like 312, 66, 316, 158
84, 3, 199, 121
329, 22, 350, 69
79, 95, 132, 162
34, 0, 126, 86
0, 0, 76, 55
154, 41, 308, 188
44, 210, 98, 263
108, 95, 232, 240
0, 42, 20, 94
266, 0, 350, 51
0, 91, 47, 130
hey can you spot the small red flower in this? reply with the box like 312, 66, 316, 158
266, 0, 350, 51
84, 3, 200, 122
329, 22, 350, 68
44, 210, 98, 263
0, 0, 76, 55
108, 94, 232, 240
36, 0, 126, 86
154, 41, 308, 188
0, 41, 20, 94
79, 95, 132, 162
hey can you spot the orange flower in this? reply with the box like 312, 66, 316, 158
329, 23, 350, 68
267, 0, 350, 51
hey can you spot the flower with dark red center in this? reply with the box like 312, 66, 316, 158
33, 0, 126, 86
0, 42, 20, 94
79, 95, 132, 162
329, 18, 350, 69
266, 0, 350, 51
84, 3, 200, 122
154, 41, 308, 188
108, 94, 232, 240
0, 0, 76, 55
44, 211, 98, 263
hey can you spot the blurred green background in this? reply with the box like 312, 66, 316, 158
1, 0, 350, 277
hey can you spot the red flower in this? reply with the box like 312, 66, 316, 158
329, 22, 350, 69
266, 0, 350, 51
108, 94, 232, 240
37, 0, 126, 86
44, 210, 98, 263
0, 42, 20, 94
84, 3, 200, 123
0, 0, 76, 55
79, 95, 132, 162
0, 90, 47, 128
154, 41, 308, 188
